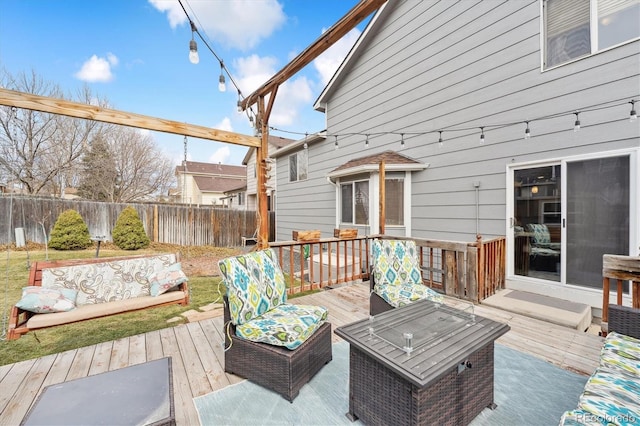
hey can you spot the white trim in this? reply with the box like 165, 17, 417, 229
327, 163, 428, 181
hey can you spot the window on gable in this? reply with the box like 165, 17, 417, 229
544, 0, 640, 68
288, 150, 308, 182
340, 180, 369, 225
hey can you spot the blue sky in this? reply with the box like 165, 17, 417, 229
0, 0, 369, 166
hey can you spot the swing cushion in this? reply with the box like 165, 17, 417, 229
16, 286, 78, 313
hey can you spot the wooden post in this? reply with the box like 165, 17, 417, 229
476, 234, 484, 299
379, 160, 385, 234
153, 205, 158, 242
256, 97, 269, 249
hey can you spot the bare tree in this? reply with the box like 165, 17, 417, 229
79, 125, 174, 202
0, 69, 103, 195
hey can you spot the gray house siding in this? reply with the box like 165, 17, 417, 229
273, 0, 639, 309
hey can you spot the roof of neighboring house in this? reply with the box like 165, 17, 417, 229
327, 150, 428, 181
193, 177, 247, 193
242, 135, 296, 164
223, 182, 247, 195
175, 161, 246, 176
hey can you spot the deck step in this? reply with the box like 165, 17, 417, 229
481, 289, 592, 332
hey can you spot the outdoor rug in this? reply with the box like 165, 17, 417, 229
194, 341, 588, 426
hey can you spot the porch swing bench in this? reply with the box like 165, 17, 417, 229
7, 253, 190, 340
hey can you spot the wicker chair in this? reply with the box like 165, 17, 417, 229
218, 249, 332, 402
370, 239, 443, 316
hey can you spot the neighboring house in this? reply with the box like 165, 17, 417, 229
272, 0, 639, 311
242, 135, 295, 211
174, 161, 246, 206
221, 181, 248, 210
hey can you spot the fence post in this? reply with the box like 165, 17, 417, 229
476, 234, 484, 300
153, 205, 158, 242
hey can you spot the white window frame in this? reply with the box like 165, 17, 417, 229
339, 179, 370, 226
288, 150, 308, 182
541, 0, 640, 70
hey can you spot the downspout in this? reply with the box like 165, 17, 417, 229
474, 181, 480, 235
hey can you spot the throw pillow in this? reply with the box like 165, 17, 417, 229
16, 286, 78, 313
149, 263, 188, 296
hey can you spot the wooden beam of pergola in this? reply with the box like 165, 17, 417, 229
0, 88, 260, 147
241, 0, 387, 110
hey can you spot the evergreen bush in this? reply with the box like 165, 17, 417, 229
48, 209, 92, 250
112, 206, 150, 250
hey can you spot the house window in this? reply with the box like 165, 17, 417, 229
238, 192, 245, 206
288, 150, 308, 182
385, 178, 404, 226
544, 0, 640, 68
340, 180, 369, 225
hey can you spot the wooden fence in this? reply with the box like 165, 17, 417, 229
0, 196, 272, 247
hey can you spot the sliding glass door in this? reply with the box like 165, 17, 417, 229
512, 154, 631, 289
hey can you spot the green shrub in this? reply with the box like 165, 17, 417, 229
48, 209, 92, 250
112, 206, 150, 250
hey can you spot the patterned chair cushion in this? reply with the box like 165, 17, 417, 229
149, 262, 188, 296
600, 332, 640, 378
375, 282, 443, 308
235, 304, 328, 350
577, 367, 640, 426
41, 254, 178, 305
372, 239, 422, 287
16, 286, 78, 314
527, 223, 551, 245
218, 248, 287, 326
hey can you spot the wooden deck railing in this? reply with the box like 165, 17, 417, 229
270, 234, 506, 302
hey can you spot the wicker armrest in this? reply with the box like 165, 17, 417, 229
608, 304, 640, 339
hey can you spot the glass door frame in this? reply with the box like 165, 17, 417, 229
506, 147, 639, 289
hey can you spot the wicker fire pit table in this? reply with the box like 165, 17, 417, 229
335, 299, 510, 425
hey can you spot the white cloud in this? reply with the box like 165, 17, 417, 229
74, 54, 118, 83
313, 28, 361, 86
214, 117, 233, 132
149, 0, 286, 51
209, 146, 231, 164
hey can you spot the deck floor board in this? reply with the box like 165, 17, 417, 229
0, 281, 604, 425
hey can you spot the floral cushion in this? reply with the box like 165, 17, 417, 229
372, 239, 422, 287
218, 249, 287, 326
16, 286, 78, 313
375, 282, 443, 308
235, 304, 328, 350
149, 263, 188, 296
41, 254, 177, 305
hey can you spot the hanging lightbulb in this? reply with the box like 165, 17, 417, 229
573, 112, 581, 132
438, 131, 443, 148
188, 22, 199, 64
303, 133, 308, 150
400, 133, 405, 148
364, 134, 369, 148
218, 61, 226, 92
630, 100, 637, 122
237, 91, 243, 113
524, 121, 531, 140
334, 135, 339, 150
479, 127, 485, 145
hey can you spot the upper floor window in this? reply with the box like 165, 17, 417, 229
544, 0, 640, 68
288, 150, 308, 182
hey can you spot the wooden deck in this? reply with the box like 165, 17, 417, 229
0, 281, 604, 425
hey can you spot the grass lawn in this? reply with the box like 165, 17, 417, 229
0, 243, 239, 366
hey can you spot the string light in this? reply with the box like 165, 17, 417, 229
479, 127, 485, 145
438, 131, 443, 148
573, 112, 581, 132
237, 90, 242, 113
365, 134, 369, 148
303, 133, 308, 150
188, 21, 199, 64
334, 135, 339, 150
218, 61, 226, 92
524, 121, 531, 140
400, 133, 405, 148
630, 100, 637, 122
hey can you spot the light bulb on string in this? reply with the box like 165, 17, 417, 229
573, 112, 581, 132
188, 22, 199, 64
218, 61, 226, 92
438, 131, 443, 148
400, 133, 405, 148
479, 127, 485, 145
524, 121, 531, 140
237, 91, 243, 113
334, 135, 339, 150
364, 134, 369, 148
630, 100, 637, 122
303, 133, 308, 150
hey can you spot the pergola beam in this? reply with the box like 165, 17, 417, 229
0, 88, 260, 147
241, 0, 387, 110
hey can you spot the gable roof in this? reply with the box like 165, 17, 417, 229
193, 176, 247, 193
175, 161, 246, 177
241, 135, 296, 165
327, 150, 428, 181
